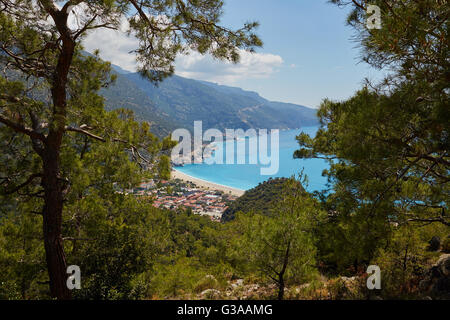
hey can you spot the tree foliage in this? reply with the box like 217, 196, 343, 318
222, 178, 305, 221
0, 0, 261, 299
235, 178, 325, 300
295, 1, 449, 268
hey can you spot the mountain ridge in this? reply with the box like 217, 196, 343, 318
101, 62, 319, 137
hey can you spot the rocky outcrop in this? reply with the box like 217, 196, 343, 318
419, 254, 450, 299
224, 280, 277, 300
196, 279, 279, 300
200, 289, 221, 300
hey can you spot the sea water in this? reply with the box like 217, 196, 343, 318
175, 126, 329, 192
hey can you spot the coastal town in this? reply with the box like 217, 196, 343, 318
129, 178, 239, 221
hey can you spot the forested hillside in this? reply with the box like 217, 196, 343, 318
100, 70, 180, 137
222, 178, 304, 221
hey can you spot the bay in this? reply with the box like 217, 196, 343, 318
175, 126, 329, 192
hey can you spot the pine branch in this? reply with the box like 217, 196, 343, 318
65, 125, 106, 142
0, 113, 46, 141
2, 173, 42, 195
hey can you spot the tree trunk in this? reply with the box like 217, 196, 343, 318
277, 241, 291, 300
40, 7, 74, 299
277, 275, 285, 300
42, 144, 71, 300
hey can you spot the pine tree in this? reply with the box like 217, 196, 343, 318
296, 0, 449, 266
0, 0, 262, 299
238, 178, 324, 300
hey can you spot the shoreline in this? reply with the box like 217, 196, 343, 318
171, 169, 245, 197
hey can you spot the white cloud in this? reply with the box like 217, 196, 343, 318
65, 3, 138, 71
82, 21, 284, 83
82, 18, 139, 71
175, 50, 284, 84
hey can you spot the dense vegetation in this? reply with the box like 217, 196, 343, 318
0, 178, 325, 300
2, 175, 446, 300
295, 0, 449, 297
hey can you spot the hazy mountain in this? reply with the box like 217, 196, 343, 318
101, 64, 319, 137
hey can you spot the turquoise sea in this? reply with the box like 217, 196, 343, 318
175, 126, 329, 192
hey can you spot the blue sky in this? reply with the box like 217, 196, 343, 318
83, 0, 384, 108
217, 0, 383, 107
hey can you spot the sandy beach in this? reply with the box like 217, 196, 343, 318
171, 169, 245, 197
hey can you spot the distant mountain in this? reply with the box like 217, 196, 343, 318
111, 64, 132, 75
3, 52, 318, 138
100, 62, 319, 137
